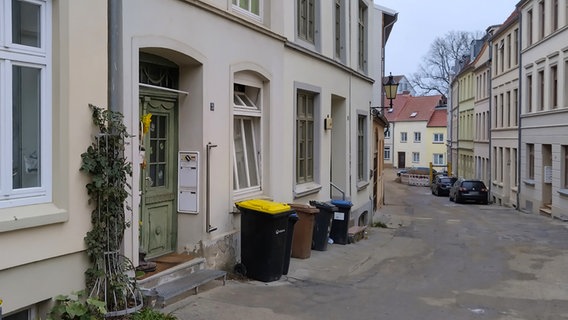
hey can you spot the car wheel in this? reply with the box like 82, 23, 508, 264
449, 194, 453, 202
455, 194, 462, 204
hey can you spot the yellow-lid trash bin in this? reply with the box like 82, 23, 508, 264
236, 199, 295, 282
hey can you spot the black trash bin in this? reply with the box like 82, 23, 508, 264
329, 199, 353, 245
237, 199, 294, 282
282, 212, 298, 275
309, 200, 337, 251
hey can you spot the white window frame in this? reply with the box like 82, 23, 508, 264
294, 84, 321, 197
232, 80, 262, 196
562, 145, 568, 190
357, 113, 368, 183
400, 132, 407, 143
384, 146, 391, 160
412, 152, 420, 163
357, 0, 367, 72
433, 133, 444, 143
433, 153, 444, 166
1, 0, 52, 209
231, 0, 262, 22
297, 0, 319, 48
334, 0, 346, 62
414, 131, 421, 143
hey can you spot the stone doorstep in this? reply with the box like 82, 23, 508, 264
137, 257, 225, 308
138, 257, 206, 288
147, 269, 227, 308
348, 225, 367, 243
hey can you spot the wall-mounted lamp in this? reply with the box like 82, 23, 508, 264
370, 73, 399, 117
324, 115, 333, 130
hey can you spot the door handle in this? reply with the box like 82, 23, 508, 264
145, 176, 154, 187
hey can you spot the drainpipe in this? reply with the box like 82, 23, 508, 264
383, 13, 397, 171
487, 40, 493, 204
516, 10, 523, 211
108, 0, 122, 113
456, 82, 460, 177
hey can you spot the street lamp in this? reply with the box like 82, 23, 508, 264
370, 73, 399, 117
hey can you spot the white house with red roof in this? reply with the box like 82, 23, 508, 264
384, 94, 447, 169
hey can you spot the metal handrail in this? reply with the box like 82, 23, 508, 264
330, 182, 346, 200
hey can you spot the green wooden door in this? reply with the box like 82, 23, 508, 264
140, 91, 178, 259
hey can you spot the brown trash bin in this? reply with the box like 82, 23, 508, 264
289, 203, 319, 259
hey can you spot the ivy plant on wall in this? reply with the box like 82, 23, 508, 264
80, 104, 141, 316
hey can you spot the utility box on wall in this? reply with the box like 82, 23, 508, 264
178, 151, 199, 213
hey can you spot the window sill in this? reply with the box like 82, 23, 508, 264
558, 189, 568, 197
294, 182, 322, 199
523, 179, 536, 186
0, 203, 68, 233
357, 181, 369, 191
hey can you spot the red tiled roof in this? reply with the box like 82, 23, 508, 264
383, 93, 412, 122
388, 95, 443, 122
427, 109, 448, 127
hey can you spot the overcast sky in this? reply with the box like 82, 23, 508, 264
375, 0, 520, 77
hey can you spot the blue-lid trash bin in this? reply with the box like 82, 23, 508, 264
236, 199, 295, 282
329, 199, 353, 245
309, 200, 337, 251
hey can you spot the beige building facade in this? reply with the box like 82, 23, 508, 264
518, 0, 568, 217
0, 0, 396, 317
490, 10, 520, 207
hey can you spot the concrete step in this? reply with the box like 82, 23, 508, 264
539, 206, 552, 217
348, 226, 367, 243
138, 257, 226, 308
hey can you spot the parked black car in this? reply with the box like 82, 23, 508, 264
449, 178, 488, 204
431, 175, 457, 196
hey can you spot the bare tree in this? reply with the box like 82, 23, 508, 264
410, 31, 479, 96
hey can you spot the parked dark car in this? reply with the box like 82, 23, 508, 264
449, 178, 488, 204
396, 168, 408, 176
431, 176, 457, 196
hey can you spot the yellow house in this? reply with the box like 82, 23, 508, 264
426, 108, 449, 172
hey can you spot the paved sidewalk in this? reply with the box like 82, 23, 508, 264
164, 168, 415, 318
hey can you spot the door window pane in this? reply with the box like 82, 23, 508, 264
149, 114, 168, 187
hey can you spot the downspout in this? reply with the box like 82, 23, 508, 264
487, 41, 493, 204
456, 82, 460, 177
348, 2, 352, 199
516, 10, 523, 211
108, 0, 122, 113
383, 13, 397, 170
447, 79, 452, 174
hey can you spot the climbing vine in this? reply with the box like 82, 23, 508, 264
80, 104, 141, 315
